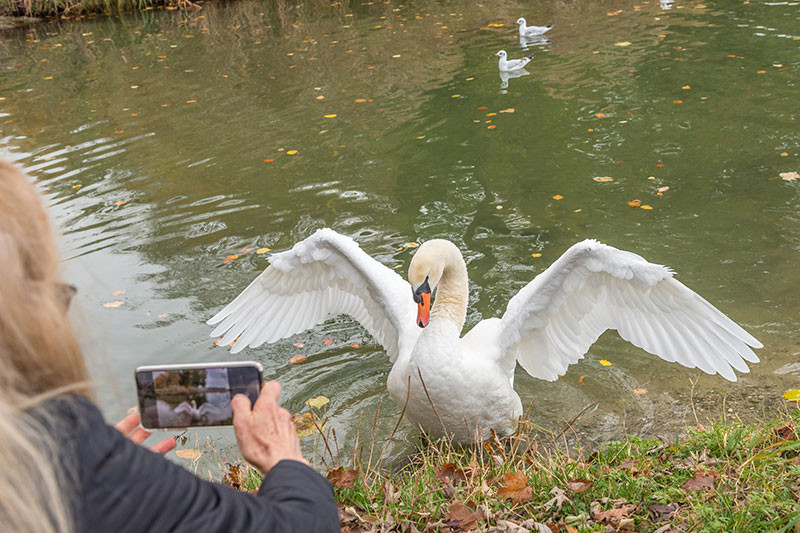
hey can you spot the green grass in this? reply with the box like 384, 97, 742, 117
216, 408, 800, 531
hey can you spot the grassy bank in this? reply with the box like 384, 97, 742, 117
0, 0, 193, 18
214, 407, 800, 532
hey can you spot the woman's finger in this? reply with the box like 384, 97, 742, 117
150, 437, 176, 455
114, 412, 141, 437
127, 427, 152, 445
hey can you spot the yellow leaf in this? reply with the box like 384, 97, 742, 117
615, 41, 632, 47
595, 112, 606, 118
72, 184, 82, 189
451, 94, 461, 98
175, 448, 202, 460
292, 412, 319, 438
487, 23, 505, 27
599, 359, 612, 367
784, 389, 800, 402
499, 108, 515, 113
223, 255, 238, 264
552, 194, 564, 200
287, 150, 298, 155
405, 242, 420, 248
186, 99, 197, 103
780, 152, 788, 157
103, 301, 124, 308
305, 395, 330, 409
682, 85, 692, 90
640, 205, 654, 210
324, 114, 337, 118
593, 176, 613, 182
486, 112, 497, 117
531, 253, 542, 258
256, 248, 270, 254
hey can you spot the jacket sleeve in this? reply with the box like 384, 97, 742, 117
70, 397, 339, 533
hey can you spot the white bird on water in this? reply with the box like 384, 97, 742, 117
208, 229, 762, 443
496, 50, 533, 72
516, 17, 553, 37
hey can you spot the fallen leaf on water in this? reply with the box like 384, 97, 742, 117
595, 112, 606, 118
256, 248, 270, 254
292, 412, 317, 437
445, 500, 483, 530
477, 106, 488, 110
579, 375, 585, 386
682, 85, 692, 90
73, 184, 82, 189
293, 342, 305, 348
327, 466, 358, 488
351, 343, 360, 348
593, 176, 613, 182
323, 337, 334, 345
780, 152, 788, 157
112, 289, 126, 296
305, 395, 330, 409
186, 99, 197, 104
113, 200, 128, 206
566, 478, 593, 493
553, 194, 564, 200
615, 41, 632, 47
158, 313, 168, 318
487, 23, 505, 27
783, 389, 800, 401
499, 108, 515, 113
640, 204, 654, 210
287, 150, 299, 155
780, 171, 799, 181
175, 449, 202, 460
223, 255, 239, 264
289, 355, 307, 364
497, 471, 532, 504
103, 301, 124, 308
451, 94, 461, 98
628, 199, 642, 207
633, 388, 648, 395
599, 359, 612, 367
531, 253, 542, 258
487, 125, 496, 129
657, 186, 670, 192
406, 242, 420, 248
354, 98, 367, 103
239, 247, 254, 253
673, 100, 683, 104
323, 114, 337, 118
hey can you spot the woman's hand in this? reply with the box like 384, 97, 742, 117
115, 412, 177, 455
231, 381, 308, 475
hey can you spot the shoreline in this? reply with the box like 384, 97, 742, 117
0, 0, 202, 20
204, 404, 800, 532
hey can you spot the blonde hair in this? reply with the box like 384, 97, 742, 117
0, 160, 90, 532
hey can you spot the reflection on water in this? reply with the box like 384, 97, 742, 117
1, 0, 799, 460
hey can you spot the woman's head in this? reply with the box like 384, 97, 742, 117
0, 160, 88, 533
0, 159, 88, 400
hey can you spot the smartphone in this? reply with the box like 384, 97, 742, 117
135, 361, 263, 430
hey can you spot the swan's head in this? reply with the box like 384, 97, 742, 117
496, 50, 507, 58
516, 17, 526, 26
408, 240, 452, 328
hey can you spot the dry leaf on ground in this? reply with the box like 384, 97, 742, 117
565, 478, 594, 493
544, 486, 571, 511
327, 466, 359, 489
682, 471, 715, 491
497, 471, 532, 504
444, 500, 483, 531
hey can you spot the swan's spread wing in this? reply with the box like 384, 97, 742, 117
498, 240, 762, 382
207, 228, 417, 361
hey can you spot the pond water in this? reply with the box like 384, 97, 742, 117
1, 0, 799, 462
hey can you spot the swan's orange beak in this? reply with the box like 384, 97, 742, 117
417, 292, 430, 328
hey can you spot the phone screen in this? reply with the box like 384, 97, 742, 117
135, 364, 261, 429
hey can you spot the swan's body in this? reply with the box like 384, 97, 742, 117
208, 229, 762, 442
516, 17, 553, 37
496, 50, 533, 72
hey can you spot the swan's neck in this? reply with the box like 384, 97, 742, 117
431, 251, 468, 332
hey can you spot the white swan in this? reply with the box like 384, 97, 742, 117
208, 229, 762, 442
496, 50, 533, 72
516, 17, 553, 37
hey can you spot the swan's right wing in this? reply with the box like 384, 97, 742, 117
208, 228, 418, 361
497, 240, 761, 381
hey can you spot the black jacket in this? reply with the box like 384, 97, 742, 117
52, 395, 339, 533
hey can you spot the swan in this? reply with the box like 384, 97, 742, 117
516, 17, 553, 37
496, 50, 533, 72
207, 229, 762, 442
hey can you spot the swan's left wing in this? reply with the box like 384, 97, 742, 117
498, 240, 762, 381
207, 228, 418, 361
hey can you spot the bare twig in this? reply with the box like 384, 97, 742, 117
417, 368, 449, 437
